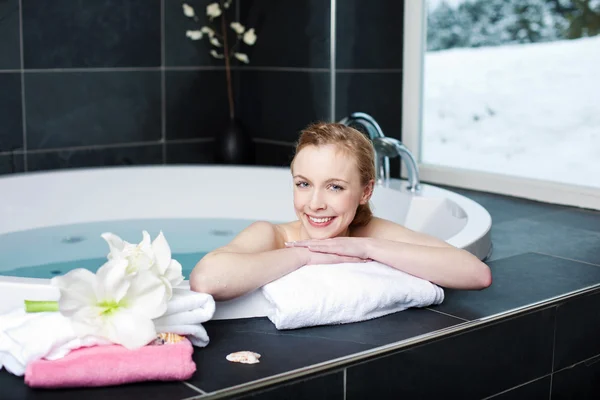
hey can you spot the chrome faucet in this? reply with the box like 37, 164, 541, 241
339, 112, 421, 192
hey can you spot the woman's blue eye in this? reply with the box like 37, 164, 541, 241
296, 182, 308, 188
330, 184, 343, 191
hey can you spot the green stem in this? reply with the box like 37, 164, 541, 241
24, 300, 59, 313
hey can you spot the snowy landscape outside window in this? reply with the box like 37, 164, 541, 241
422, 0, 600, 189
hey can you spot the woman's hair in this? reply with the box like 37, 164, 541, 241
291, 122, 376, 227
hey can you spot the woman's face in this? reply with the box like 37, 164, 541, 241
291, 144, 372, 239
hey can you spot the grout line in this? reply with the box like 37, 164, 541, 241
480, 374, 552, 400
18, 0, 27, 171
553, 352, 600, 374
160, 0, 167, 164
343, 368, 347, 400
16, 66, 331, 73
182, 381, 208, 395
329, 0, 336, 122
336, 68, 403, 73
253, 138, 296, 147
0, 69, 21, 73
532, 252, 600, 267
549, 305, 558, 398
0, 138, 214, 157
425, 307, 469, 322
23, 67, 162, 73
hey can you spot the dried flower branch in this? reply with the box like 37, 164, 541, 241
182, 1, 258, 120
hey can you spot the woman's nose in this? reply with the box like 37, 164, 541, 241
309, 190, 326, 211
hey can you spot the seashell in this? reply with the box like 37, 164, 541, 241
152, 332, 185, 345
226, 351, 261, 364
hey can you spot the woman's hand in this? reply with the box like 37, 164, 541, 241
286, 237, 373, 261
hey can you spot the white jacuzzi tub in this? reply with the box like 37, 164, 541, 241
0, 165, 491, 318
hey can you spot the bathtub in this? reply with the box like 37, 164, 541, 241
0, 165, 491, 318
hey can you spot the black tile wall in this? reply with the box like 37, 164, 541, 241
487, 376, 550, 400
2, 0, 405, 175
165, 70, 230, 141
552, 356, 600, 400
0, 153, 24, 175
433, 253, 600, 320
166, 140, 216, 164
22, 0, 161, 69
232, 371, 344, 400
239, 70, 330, 142
0, 0, 20, 70
25, 71, 162, 149
238, 0, 331, 69
346, 307, 555, 400
0, 73, 23, 151
254, 142, 296, 167
27, 144, 164, 172
336, 0, 404, 70
554, 290, 600, 371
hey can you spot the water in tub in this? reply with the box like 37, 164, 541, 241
0, 218, 261, 278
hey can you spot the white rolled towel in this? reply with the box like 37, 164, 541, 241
261, 261, 445, 330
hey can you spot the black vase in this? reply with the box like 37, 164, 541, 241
216, 118, 255, 165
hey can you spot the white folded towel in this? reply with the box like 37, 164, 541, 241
0, 288, 215, 376
0, 309, 108, 376
261, 261, 445, 330
153, 288, 216, 347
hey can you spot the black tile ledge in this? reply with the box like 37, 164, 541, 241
434, 253, 600, 320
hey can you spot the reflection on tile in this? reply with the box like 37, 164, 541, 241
434, 253, 600, 320
27, 144, 163, 172
188, 330, 371, 392
552, 356, 600, 400
25, 71, 161, 149
486, 376, 550, 400
489, 218, 600, 265
529, 208, 600, 235
232, 372, 343, 400
239, 71, 330, 142
554, 290, 600, 371
238, 0, 330, 68
166, 140, 216, 164
0, 73, 23, 152
346, 308, 555, 400
206, 309, 462, 347
0, 0, 20, 69
0, 153, 24, 175
165, 70, 230, 141
164, 0, 226, 67
22, 0, 160, 68
0, 369, 200, 400
336, 0, 404, 69
254, 142, 295, 167
335, 72, 403, 178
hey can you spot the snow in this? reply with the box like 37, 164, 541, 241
422, 35, 600, 188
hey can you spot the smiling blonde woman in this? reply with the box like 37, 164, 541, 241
191, 122, 492, 301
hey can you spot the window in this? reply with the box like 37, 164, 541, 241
402, 0, 600, 210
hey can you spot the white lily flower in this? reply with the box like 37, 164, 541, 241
51, 260, 168, 349
224, 0, 232, 9
186, 30, 203, 40
243, 28, 257, 45
206, 3, 221, 19
230, 22, 245, 35
201, 26, 215, 38
182, 3, 195, 18
234, 52, 250, 63
210, 37, 221, 47
101, 231, 184, 299
210, 50, 224, 59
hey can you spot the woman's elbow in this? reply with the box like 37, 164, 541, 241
474, 262, 492, 289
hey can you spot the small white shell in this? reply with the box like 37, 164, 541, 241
226, 351, 261, 364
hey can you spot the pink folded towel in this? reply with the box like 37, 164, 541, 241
24, 338, 196, 389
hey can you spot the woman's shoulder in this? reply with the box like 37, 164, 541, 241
274, 220, 302, 243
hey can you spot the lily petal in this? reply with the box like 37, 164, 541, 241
151, 231, 171, 275
100, 233, 126, 259
104, 309, 157, 349
95, 259, 130, 303
124, 271, 168, 319
164, 260, 184, 287
51, 269, 97, 316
